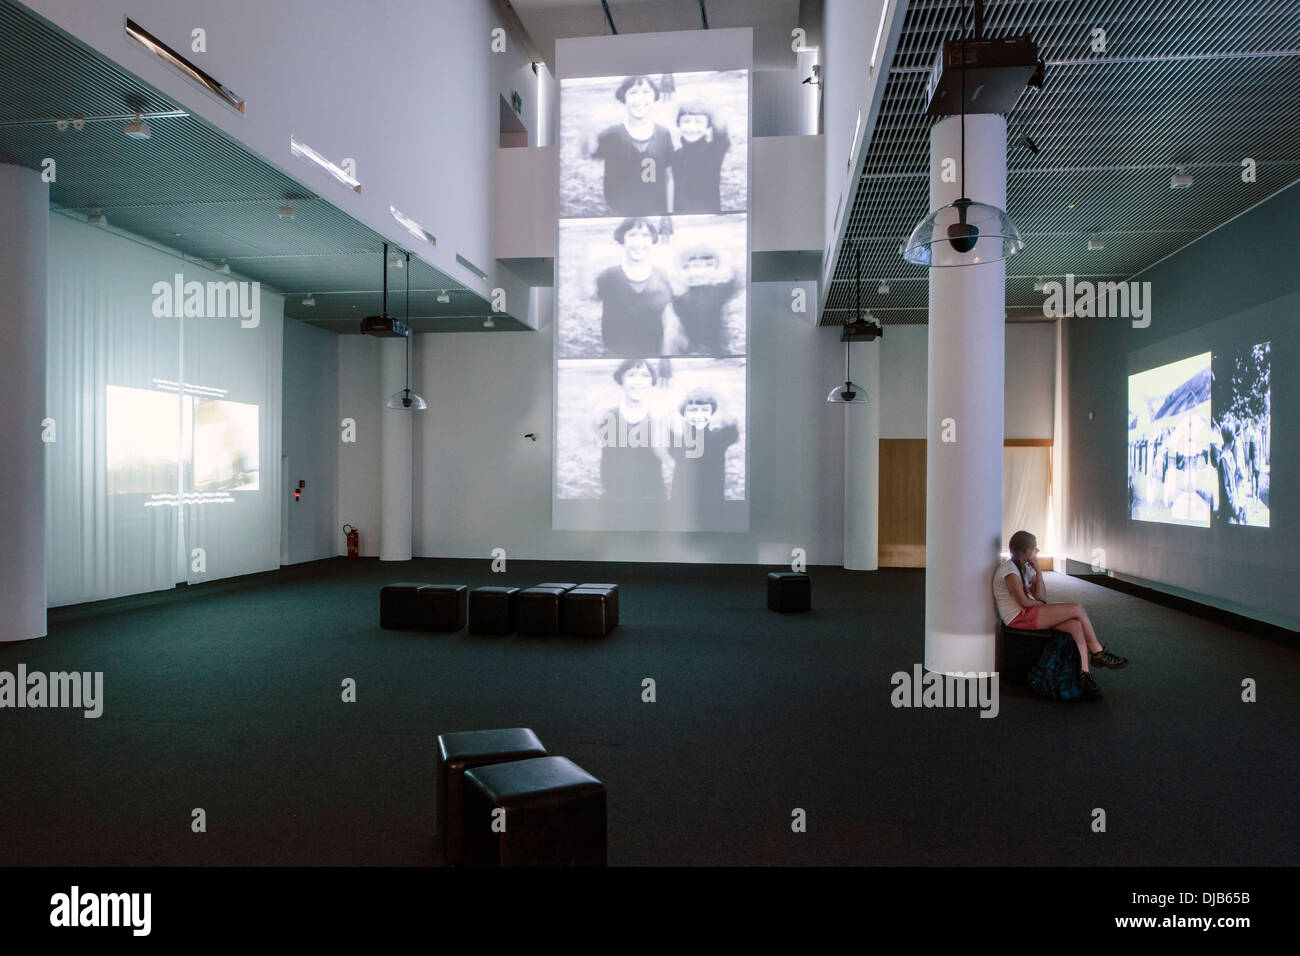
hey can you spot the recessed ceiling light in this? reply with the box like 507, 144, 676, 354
277, 201, 295, 219
1088, 234, 1104, 251
290, 135, 362, 193
302, 293, 316, 307
390, 205, 436, 246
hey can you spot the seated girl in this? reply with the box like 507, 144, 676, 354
993, 530, 1128, 698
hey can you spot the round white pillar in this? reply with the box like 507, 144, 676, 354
0, 165, 48, 641
379, 336, 413, 562
924, 114, 1007, 675
844, 340, 880, 570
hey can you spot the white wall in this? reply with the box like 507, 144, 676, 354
21, 0, 538, 311
282, 319, 339, 564
337, 334, 382, 556
403, 282, 844, 565
879, 322, 1057, 439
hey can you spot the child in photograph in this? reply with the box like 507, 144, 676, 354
594, 218, 679, 357
668, 387, 740, 520
594, 359, 670, 501
672, 243, 740, 356
583, 75, 675, 216
672, 100, 731, 214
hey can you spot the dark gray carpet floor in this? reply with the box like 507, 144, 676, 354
2, 558, 1296, 866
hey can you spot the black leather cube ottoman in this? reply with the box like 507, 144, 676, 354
380, 582, 431, 630
461, 755, 606, 867
767, 572, 811, 612
564, 586, 619, 638
437, 727, 547, 866
469, 586, 519, 635
997, 621, 1061, 684
517, 586, 572, 636
574, 583, 619, 627
421, 584, 468, 632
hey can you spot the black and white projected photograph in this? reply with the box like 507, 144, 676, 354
1128, 352, 1214, 527
1212, 341, 1270, 527
556, 213, 747, 359
555, 357, 746, 530
559, 70, 749, 219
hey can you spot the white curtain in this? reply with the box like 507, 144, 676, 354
1003, 445, 1051, 550
46, 214, 282, 606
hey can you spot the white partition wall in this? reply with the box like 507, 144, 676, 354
45, 214, 284, 606
0, 165, 48, 641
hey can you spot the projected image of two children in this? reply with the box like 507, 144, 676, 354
556, 70, 748, 525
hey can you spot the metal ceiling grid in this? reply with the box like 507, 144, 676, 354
822, 0, 1300, 326
0, 0, 514, 331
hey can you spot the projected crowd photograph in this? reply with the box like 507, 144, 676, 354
556, 213, 746, 358
559, 70, 748, 218
1128, 353, 1214, 527
1211, 341, 1270, 527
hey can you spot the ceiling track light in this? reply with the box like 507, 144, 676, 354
1032, 276, 1046, 291
302, 293, 316, 307
290, 135, 362, 193
277, 201, 295, 219
437, 290, 450, 304
87, 209, 106, 226
483, 316, 496, 329
1088, 234, 1104, 251
1170, 165, 1193, 189
125, 18, 245, 113
123, 111, 152, 139
215, 259, 231, 274
878, 280, 890, 295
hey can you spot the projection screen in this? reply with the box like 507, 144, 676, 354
554, 31, 752, 532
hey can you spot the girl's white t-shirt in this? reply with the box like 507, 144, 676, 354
993, 559, 1036, 624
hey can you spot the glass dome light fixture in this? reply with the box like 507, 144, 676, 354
902, 10, 1023, 268
827, 242, 879, 405
386, 249, 427, 410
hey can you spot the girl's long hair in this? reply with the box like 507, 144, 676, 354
1008, 530, 1037, 585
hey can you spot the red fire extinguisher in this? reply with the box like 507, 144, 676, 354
343, 524, 360, 560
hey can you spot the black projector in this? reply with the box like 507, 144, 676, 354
926, 35, 1039, 116
359, 314, 410, 337
841, 320, 883, 343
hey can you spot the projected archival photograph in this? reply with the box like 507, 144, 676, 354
555, 357, 746, 530
1211, 341, 1270, 527
106, 386, 180, 495
1128, 353, 1214, 527
559, 70, 748, 219
193, 399, 260, 492
557, 214, 746, 359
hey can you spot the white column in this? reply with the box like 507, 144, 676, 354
924, 114, 1006, 674
0, 165, 48, 641
844, 340, 880, 570
379, 337, 413, 561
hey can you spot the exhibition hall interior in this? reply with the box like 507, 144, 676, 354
1, 0, 1297, 869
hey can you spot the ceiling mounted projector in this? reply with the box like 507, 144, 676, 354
1170, 166, 1194, 189
926, 35, 1040, 115
123, 112, 152, 139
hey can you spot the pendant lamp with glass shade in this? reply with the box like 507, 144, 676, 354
827, 243, 881, 404
902, 4, 1023, 268
386, 249, 427, 410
